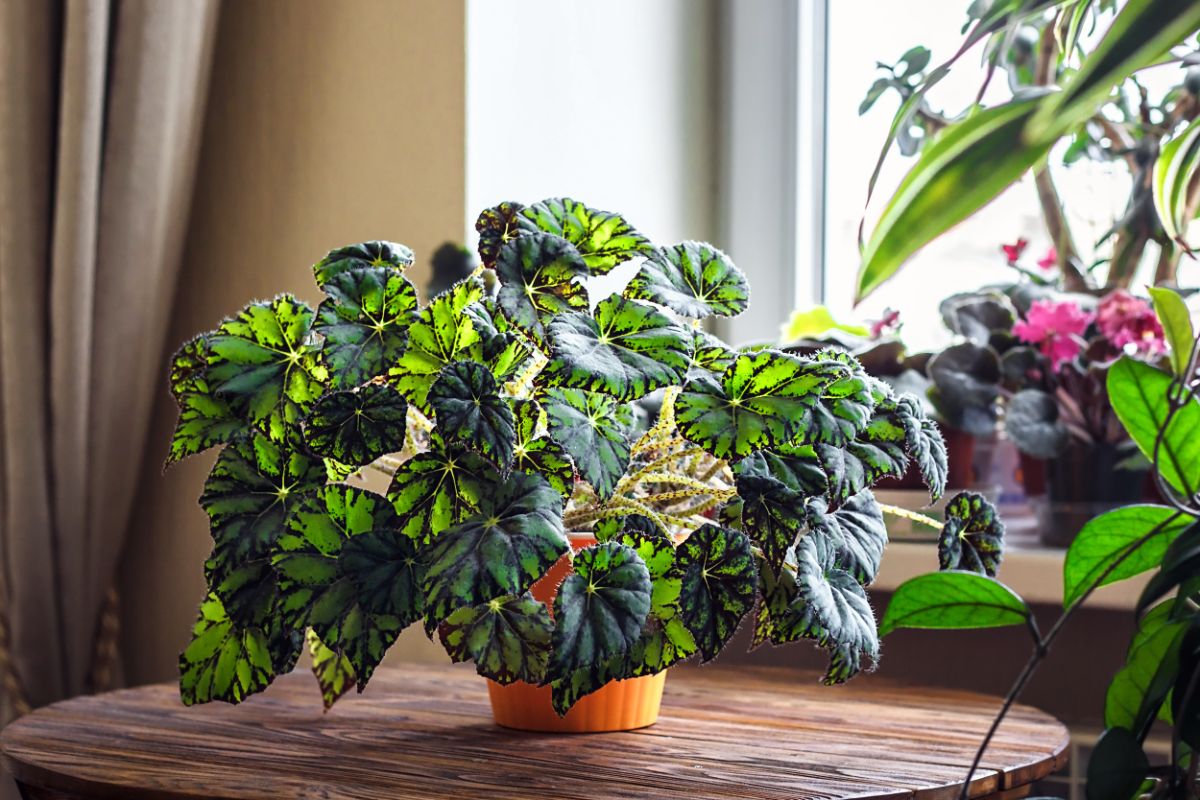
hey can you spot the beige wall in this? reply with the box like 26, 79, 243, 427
120, 0, 464, 685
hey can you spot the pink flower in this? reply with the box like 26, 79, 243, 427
1002, 238, 1029, 265
1013, 298, 1094, 370
1096, 290, 1165, 357
1037, 247, 1057, 271
869, 308, 901, 339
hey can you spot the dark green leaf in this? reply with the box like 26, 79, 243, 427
422, 471, 567, 628
894, 394, 948, 501
1108, 357, 1200, 498
312, 240, 413, 285
676, 351, 845, 461
474, 201, 525, 268
385, 444, 489, 544
542, 295, 692, 401
510, 400, 575, 497
543, 387, 632, 500
494, 232, 588, 343
1086, 728, 1151, 800
389, 278, 484, 413
880, 571, 1030, 635
938, 492, 1005, 577
1006, 389, 1068, 459
429, 360, 515, 470
1137, 523, 1200, 616
1170, 626, 1200, 749
689, 329, 738, 376
621, 616, 698, 677
302, 384, 408, 467
462, 298, 535, 383
205, 295, 329, 439
816, 438, 907, 505
623, 241, 749, 318
1063, 505, 1190, 609
676, 523, 757, 661
593, 513, 666, 543
735, 446, 828, 497
439, 592, 553, 685
735, 473, 806, 574
518, 197, 652, 274
793, 352, 877, 448
314, 266, 418, 389
1105, 601, 1188, 736
168, 336, 244, 462
307, 628, 355, 710
807, 490, 888, 586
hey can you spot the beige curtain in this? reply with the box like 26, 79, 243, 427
0, 0, 220, 721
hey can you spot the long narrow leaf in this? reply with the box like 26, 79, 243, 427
1153, 116, 1200, 247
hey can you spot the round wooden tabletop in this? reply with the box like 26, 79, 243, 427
2, 664, 1069, 800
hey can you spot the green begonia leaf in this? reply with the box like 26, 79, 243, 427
439, 592, 553, 685
518, 197, 652, 275
734, 473, 806, 574
511, 400, 575, 497
807, 490, 887, 586
389, 278, 484, 413
312, 240, 413, 285
880, 571, 1030, 635
179, 591, 301, 706
463, 299, 535, 383
676, 523, 757, 661
168, 336, 244, 462
793, 351, 876, 448
385, 442, 489, 543
816, 436, 907, 505
675, 351, 845, 461
475, 201, 525, 268
307, 628, 355, 710
593, 513, 666, 543
938, 492, 1004, 577
889, 395, 948, 501
494, 233, 588, 344
200, 433, 325, 589
543, 387, 632, 500
689, 329, 737, 377
624, 241, 749, 318
314, 266, 418, 389
205, 295, 329, 439
429, 360, 516, 470
274, 485, 423, 688
623, 617, 698, 677
302, 384, 408, 467
735, 445, 828, 496
422, 471, 567, 628
541, 295, 692, 401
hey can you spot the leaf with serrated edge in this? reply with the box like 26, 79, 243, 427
315, 267, 417, 389
307, 628, 355, 710
510, 400, 575, 497
389, 278, 483, 413
429, 360, 515, 470
807, 490, 887, 586
624, 241, 749, 318
543, 387, 632, 500
494, 233, 588, 343
734, 473, 805, 574
475, 201, 525, 268
385, 443, 489, 544
440, 592, 553, 685
938, 492, 1004, 577
896, 394, 948, 501
168, 336, 244, 462
302, 384, 408, 467
312, 240, 413, 285
676, 523, 757, 661
518, 197, 652, 275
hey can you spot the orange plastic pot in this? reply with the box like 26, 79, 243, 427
486, 533, 667, 733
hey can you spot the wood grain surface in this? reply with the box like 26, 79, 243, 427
1, 664, 1069, 800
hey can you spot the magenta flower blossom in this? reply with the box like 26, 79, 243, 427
1013, 298, 1094, 370
1001, 238, 1029, 265
1096, 290, 1165, 357
869, 308, 901, 339
1037, 247, 1057, 271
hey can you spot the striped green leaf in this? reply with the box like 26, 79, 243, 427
440, 592, 553, 685
385, 440, 489, 544
1154, 116, 1200, 246
312, 240, 413, 285
676, 524, 757, 661
494, 232, 588, 343
519, 197, 652, 275
511, 400, 574, 497
315, 266, 417, 389
474, 201, 525, 268
168, 336, 244, 463
938, 492, 1005, 577
429, 360, 516, 471
623, 241, 749, 318
307, 628, 355, 710
543, 387, 632, 500
302, 384, 408, 467
389, 278, 484, 413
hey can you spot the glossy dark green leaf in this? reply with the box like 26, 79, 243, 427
494, 232, 588, 343
518, 197, 652, 275
541, 295, 692, 401
429, 360, 515, 470
510, 400, 574, 497
623, 241, 749, 318
274, 485, 422, 687
1086, 728, 1151, 800
1062, 505, 1190, 609
302, 384, 408, 467
1105, 602, 1188, 736
474, 201, 525, 268
1136, 523, 1200, 617
307, 628, 355, 710
421, 472, 567, 628
179, 592, 301, 705
389, 278, 484, 413
543, 387, 632, 500
735, 445, 828, 497
205, 295, 330, 439
200, 433, 325, 588
938, 492, 1004, 578
385, 443, 489, 543
439, 592, 553, 685
168, 336, 244, 462
807, 490, 887, 586
676, 351, 845, 461
735, 473, 806, 574
676, 524, 757, 661
312, 240, 414, 285
314, 266, 418, 389
1108, 357, 1200, 499
880, 571, 1030, 635
1170, 626, 1200, 748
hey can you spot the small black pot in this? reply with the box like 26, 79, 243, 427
1036, 441, 1147, 548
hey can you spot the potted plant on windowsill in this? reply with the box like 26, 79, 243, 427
167, 197, 968, 732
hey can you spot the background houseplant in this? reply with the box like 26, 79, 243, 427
168, 197, 979, 729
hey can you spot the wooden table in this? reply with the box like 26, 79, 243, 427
2, 664, 1069, 800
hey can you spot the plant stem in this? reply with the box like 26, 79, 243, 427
878, 503, 941, 530
1034, 167, 1088, 291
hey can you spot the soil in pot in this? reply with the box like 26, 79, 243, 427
486, 533, 666, 733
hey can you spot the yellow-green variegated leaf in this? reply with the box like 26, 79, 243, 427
793, 351, 877, 448
541, 295, 692, 401
307, 628, 355, 710
440, 592, 552, 685
511, 400, 574, 497
168, 336, 244, 463
315, 266, 418, 389
689, 329, 738, 377
624, 241, 749, 318
302, 384, 408, 467
1153, 115, 1200, 247
518, 197, 653, 275
205, 295, 330, 440
937, 491, 1005, 578
676, 523, 757, 661
474, 201, 525, 268
543, 387, 633, 500
312, 240, 414, 285
494, 233, 588, 344
385, 440, 489, 543
389, 278, 484, 413
429, 360, 516, 471
675, 350, 846, 461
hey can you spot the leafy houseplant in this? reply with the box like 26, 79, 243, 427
167, 197, 958, 726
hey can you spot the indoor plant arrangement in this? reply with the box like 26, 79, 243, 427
167, 197, 965, 728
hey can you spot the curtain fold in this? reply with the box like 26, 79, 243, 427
0, 0, 220, 719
